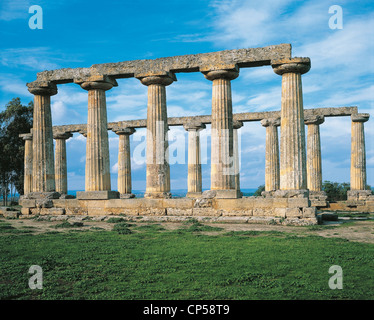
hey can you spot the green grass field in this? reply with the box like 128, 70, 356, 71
0, 218, 373, 300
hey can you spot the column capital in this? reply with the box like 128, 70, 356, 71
53, 132, 73, 140
27, 81, 57, 96
136, 71, 176, 86
112, 126, 136, 135
183, 122, 206, 131
78, 130, 87, 137
74, 75, 118, 91
260, 118, 280, 127
304, 115, 325, 125
19, 133, 33, 140
202, 65, 239, 81
271, 57, 311, 76
351, 113, 369, 123
232, 120, 243, 129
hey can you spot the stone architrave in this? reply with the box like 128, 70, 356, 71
75, 76, 119, 200
53, 132, 73, 195
183, 122, 206, 198
136, 72, 176, 199
26, 81, 59, 199
272, 58, 311, 195
113, 127, 136, 198
233, 120, 243, 197
260, 118, 280, 194
20, 133, 33, 195
348, 113, 371, 200
202, 66, 240, 199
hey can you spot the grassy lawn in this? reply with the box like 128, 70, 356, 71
0, 218, 373, 300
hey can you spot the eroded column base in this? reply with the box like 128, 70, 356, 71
309, 191, 328, 207
23, 192, 61, 199
144, 192, 172, 199
213, 189, 242, 199
120, 193, 136, 199
76, 191, 120, 200
347, 190, 373, 201
186, 192, 203, 198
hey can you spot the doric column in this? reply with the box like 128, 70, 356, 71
74, 76, 119, 199
348, 113, 370, 200
20, 133, 33, 195
272, 58, 311, 193
136, 72, 176, 199
183, 122, 206, 198
260, 118, 280, 193
233, 120, 243, 196
305, 115, 324, 192
26, 81, 59, 198
113, 127, 136, 198
202, 66, 240, 198
53, 132, 73, 195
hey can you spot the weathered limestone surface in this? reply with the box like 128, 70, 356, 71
233, 120, 243, 195
27, 82, 57, 195
20, 133, 33, 195
305, 115, 324, 192
48, 106, 359, 135
32, 44, 292, 84
54, 132, 72, 195
76, 76, 117, 196
113, 127, 136, 198
261, 118, 280, 193
204, 67, 239, 199
350, 113, 369, 191
184, 122, 205, 198
138, 73, 175, 198
272, 58, 310, 191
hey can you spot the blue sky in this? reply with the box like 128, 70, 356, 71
0, 0, 373, 191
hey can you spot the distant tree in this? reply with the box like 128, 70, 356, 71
0, 98, 33, 205
322, 181, 350, 202
253, 184, 265, 196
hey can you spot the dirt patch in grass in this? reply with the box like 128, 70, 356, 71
1, 213, 373, 243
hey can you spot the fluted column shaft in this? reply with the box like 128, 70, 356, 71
27, 83, 57, 194
305, 116, 324, 192
22, 134, 33, 195
138, 74, 175, 198
350, 113, 369, 190
261, 118, 280, 192
79, 80, 115, 192
233, 120, 243, 194
54, 133, 72, 195
114, 127, 136, 198
184, 123, 205, 197
203, 68, 239, 198
272, 58, 310, 191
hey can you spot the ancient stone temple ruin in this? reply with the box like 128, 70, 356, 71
19, 44, 373, 225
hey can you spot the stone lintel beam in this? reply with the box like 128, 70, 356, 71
48, 107, 360, 134
32, 44, 292, 84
